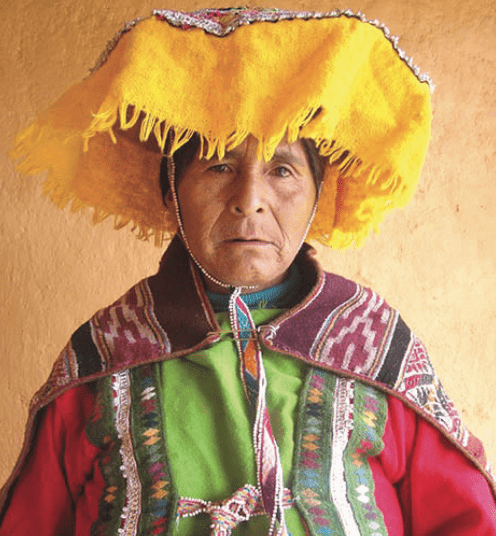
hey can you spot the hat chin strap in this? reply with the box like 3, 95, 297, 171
166, 154, 238, 291
165, 151, 321, 536
165, 153, 321, 294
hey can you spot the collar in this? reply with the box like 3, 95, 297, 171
147, 235, 335, 354
205, 263, 303, 312
146, 235, 394, 378
146, 236, 417, 392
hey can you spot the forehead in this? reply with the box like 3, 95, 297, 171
212, 138, 309, 164
168, 135, 321, 187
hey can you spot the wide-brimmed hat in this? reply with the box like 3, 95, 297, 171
11, 7, 432, 248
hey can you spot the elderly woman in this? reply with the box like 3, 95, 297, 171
1, 7, 495, 536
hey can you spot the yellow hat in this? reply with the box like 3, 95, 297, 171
11, 8, 432, 248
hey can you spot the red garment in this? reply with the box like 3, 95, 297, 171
2, 384, 495, 535
1, 242, 495, 533
373, 395, 496, 535
0, 387, 102, 535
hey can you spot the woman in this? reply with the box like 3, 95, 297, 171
1, 7, 495, 535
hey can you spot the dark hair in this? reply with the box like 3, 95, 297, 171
159, 134, 326, 203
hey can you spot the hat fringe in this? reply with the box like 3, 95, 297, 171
82, 99, 327, 162
306, 140, 411, 249
12, 97, 418, 251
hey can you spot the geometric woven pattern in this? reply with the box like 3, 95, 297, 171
2, 242, 494, 520
293, 369, 388, 535
396, 336, 464, 437
92, 280, 171, 370
310, 286, 395, 376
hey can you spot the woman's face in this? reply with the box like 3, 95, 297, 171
172, 135, 317, 292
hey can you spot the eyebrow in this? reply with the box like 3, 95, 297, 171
220, 146, 306, 167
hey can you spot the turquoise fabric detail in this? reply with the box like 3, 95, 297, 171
206, 263, 303, 312
160, 308, 308, 535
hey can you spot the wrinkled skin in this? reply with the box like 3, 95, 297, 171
168, 136, 317, 293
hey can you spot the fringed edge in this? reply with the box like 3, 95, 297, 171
9, 122, 58, 176
88, 204, 174, 247
77, 196, 173, 247
13, 100, 418, 251
84, 101, 202, 155
308, 139, 416, 249
40, 178, 174, 248
83, 99, 326, 161
256, 104, 324, 163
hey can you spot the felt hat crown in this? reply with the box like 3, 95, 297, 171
11, 7, 432, 248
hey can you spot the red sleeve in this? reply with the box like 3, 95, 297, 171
372, 394, 496, 535
0, 384, 103, 536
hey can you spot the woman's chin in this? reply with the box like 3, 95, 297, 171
203, 263, 289, 293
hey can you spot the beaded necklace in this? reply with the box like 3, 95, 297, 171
166, 151, 318, 535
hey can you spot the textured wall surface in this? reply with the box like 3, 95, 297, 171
1, 0, 495, 490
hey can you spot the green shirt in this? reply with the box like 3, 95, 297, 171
160, 308, 308, 534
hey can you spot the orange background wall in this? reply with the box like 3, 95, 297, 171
1, 0, 495, 487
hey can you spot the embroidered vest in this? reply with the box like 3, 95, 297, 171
86, 364, 388, 535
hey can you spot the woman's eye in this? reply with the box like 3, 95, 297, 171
273, 166, 292, 178
208, 164, 230, 173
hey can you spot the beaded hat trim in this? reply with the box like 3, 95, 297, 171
93, 8, 433, 89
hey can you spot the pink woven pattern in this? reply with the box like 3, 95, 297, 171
177, 485, 293, 535
312, 287, 393, 375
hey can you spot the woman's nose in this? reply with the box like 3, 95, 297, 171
229, 169, 266, 216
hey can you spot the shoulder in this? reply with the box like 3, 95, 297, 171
31, 277, 168, 414
286, 267, 496, 493
272, 268, 491, 457
271, 268, 409, 386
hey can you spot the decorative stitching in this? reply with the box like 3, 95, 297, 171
343, 382, 388, 535
128, 364, 175, 535
176, 485, 293, 535
293, 369, 388, 535
330, 378, 360, 534
88, 367, 176, 535
92, 281, 170, 370
310, 286, 393, 376
139, 281, 172, 353
87, 376, 126, 536
396, 336, 465, 442
228, 289, 288, 535
112, 371, 142, 535
293, 369, 345, 534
